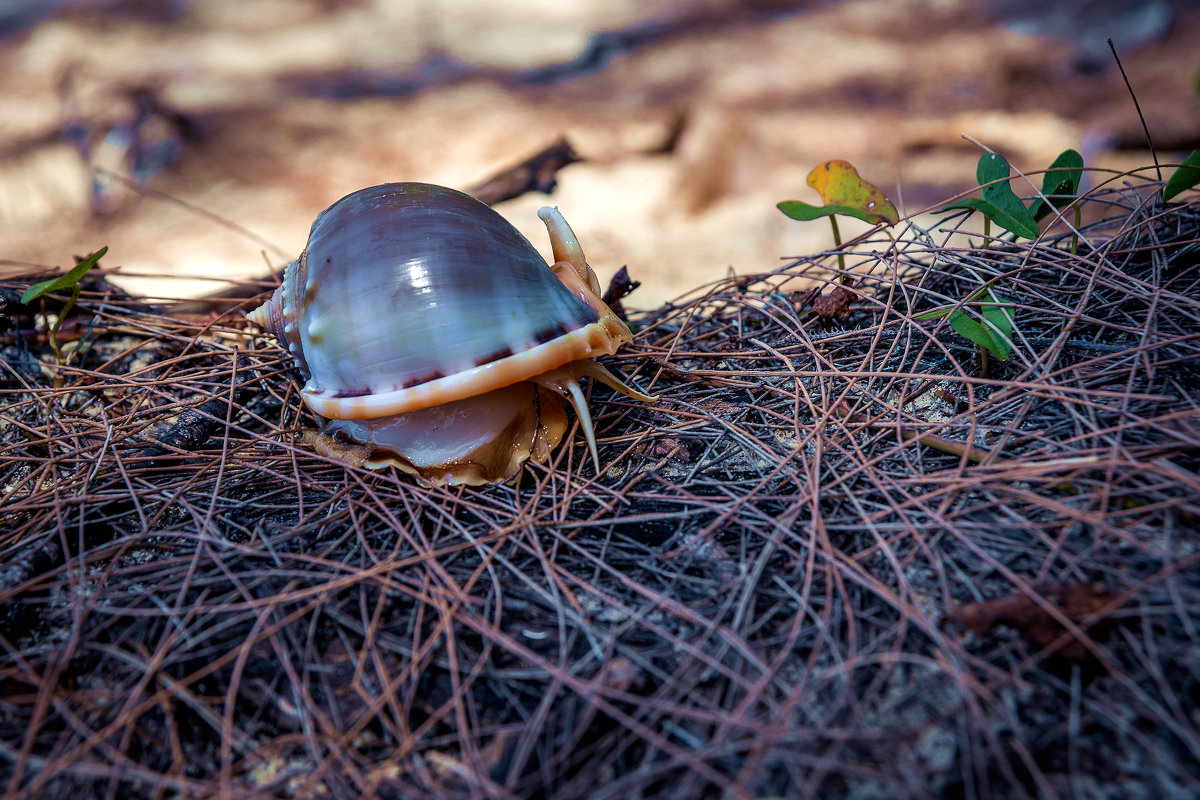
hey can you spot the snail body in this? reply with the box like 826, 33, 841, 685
249, 182, 654, 485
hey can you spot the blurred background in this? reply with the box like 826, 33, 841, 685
0, 0, 1196, 306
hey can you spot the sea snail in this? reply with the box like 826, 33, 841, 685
248, 182, 656, 485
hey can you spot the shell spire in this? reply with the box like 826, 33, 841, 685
246, 286, 280, 335
247, 256, 312, 381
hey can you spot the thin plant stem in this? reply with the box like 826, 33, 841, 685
1071, 205, 1081, 255
829, 215, 845, 271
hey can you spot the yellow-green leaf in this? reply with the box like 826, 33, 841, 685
804, 160, 899, 226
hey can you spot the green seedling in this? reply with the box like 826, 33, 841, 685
937, 149, 1087, 252
1162, 150, 1200, 203
22, 246, 108, 365
938, 153, 1038, 242
1027, 149, 1084, 255
915, 287, 1014, 373
778, 160, 899, 271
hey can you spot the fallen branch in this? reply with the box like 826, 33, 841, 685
469, 137, 581, 206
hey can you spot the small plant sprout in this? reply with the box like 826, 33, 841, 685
937, 153, 1039, 243
777, 160, 899, 271
1161, 150, 1200, 203
22, 246, 108, 365
1027, 149, 1084, 255
936, 150, 1087, 251
915, 287, 1015, 375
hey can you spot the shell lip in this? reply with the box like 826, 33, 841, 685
316, 381, 570, 486
304, 321, 630, 420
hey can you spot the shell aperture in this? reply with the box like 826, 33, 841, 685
319, 382, 570, 486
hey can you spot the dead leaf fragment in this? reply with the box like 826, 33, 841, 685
811, 285, 855, 321
946, 582, 1119, 660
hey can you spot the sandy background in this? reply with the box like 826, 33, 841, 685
0, 0, 1197, 307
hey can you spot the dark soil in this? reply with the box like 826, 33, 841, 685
1, 170, 1199, 798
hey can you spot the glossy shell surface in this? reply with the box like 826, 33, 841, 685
249, 182, 654, 485
254, 183, 632, 421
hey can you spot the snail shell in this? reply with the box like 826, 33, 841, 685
249, 182, 654, 485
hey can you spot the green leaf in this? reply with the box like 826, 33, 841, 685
913, 306, 952, 321
949, 290, 1013, 360
777, 200, 892, 226
974, 150, 1011, 187
21, 246, 109, 304
777, 200, 830, 221
976, 153, 1039, 238
941, 198, 1039, 240
916, 289, 1014, 360
1162, 150, 1200, 203
1028, 149, 1084, 221
936, 153, 1039, 239
948, 314, 993, 354
977, 291, 1015, 359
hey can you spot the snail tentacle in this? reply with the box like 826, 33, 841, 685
539, 206, 600, 295
574, 359, 658, 403
565, 378, 600, 473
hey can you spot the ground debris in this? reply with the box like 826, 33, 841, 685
1, 177, 1199, 799
945, 582, 1121, 661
